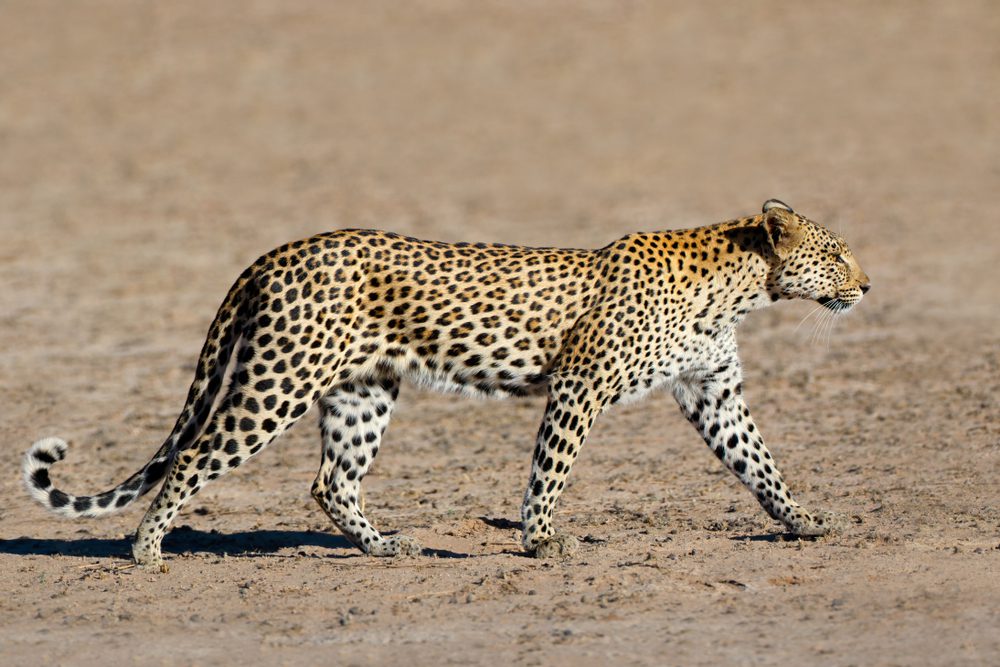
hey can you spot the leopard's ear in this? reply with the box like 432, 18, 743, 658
761, 202, 801, 258
762, 199, 793, 214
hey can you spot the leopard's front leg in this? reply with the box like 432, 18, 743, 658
521, 377, 605, 557
673, 362, 840, 536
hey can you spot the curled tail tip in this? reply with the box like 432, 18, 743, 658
27, 437, 69, 464
23, 437, 71, 511
23, 436, 160, 518
24, 437, 69, 482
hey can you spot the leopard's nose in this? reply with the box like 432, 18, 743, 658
860, 283, 871, 294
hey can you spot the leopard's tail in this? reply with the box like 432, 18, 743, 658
22, 265, 259, 519
22, 436, 176, 518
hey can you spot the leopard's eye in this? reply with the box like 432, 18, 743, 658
834, 254, 847, 264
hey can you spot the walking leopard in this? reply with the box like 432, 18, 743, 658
23, 199, 870, 568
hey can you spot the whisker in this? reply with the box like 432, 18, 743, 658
795, 302, 827, 334
824, 308, 837, 346
820, 310, 832, 347
810, 307, 830, 347
823, 308, 836, 347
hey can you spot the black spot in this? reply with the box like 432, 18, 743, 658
145, 458, 170, 481
33, 450, 57, 465
179, 422, 199, 447
49, 489, 70, 508
31, 468, 51, 489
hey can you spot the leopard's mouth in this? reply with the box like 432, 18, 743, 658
816, 296, 852, 313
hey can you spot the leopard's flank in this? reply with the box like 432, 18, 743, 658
24, 200, 870, 568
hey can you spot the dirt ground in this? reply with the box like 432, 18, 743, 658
1, 2, 998, 665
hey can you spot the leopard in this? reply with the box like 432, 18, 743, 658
23, 199, 870, 569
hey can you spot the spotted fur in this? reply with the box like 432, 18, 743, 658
23, 200, 870, 568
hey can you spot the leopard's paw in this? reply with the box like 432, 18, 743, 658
369, 534, 422, 557
789, 510, 847, 537
132, 545, 167, 572
532, 532, 579, 559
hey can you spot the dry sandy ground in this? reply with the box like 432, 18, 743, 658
1, 2, 999, 665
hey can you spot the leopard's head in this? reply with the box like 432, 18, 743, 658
760, 199, 870, 312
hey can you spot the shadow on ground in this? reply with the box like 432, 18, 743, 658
0, 526, 477, 560
0, 526, 356, 559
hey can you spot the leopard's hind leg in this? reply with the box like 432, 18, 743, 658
311, 376, 421, 556
131, 330, 339, 568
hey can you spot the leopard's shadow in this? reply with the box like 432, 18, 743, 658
0, 525, 472, 560
0, 526, 358, 560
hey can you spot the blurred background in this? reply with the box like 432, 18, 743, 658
1, 2, 998, 664
2, 2, 997, 254
3, 0, 997, 390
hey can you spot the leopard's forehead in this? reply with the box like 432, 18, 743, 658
799, 216, 846, 252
